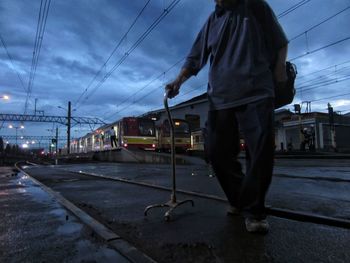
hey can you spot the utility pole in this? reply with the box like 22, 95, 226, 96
294, 104, 303, 150
34, 98, 37, 115
328, 103, 337, 151
303, 101, 311, 113
67, 101, 71, 154
55, 127, 58, 165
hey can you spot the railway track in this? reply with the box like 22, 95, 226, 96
15, 161, 350, 230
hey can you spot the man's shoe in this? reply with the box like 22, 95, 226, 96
227, 206, 240, 216
245, 218, 269, 233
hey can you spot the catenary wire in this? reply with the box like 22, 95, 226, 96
76, 0, 182, 110
74, 0, 152, 108
290, 36, 350, 61
24, 0, 51, 114
289, 6, 350, 42
277, 0, 311, 19
0, 34, 27, 92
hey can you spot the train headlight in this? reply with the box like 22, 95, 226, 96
152, 144, 156, 148
124, 143, 128, 147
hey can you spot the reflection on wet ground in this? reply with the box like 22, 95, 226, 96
0, 168, 130, 263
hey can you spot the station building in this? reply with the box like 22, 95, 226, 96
143, 93, 350, 152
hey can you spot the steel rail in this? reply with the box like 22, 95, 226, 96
18, 162, 350, 229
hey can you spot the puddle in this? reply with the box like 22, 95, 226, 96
57, 222, 82, 235
72, 240, 129, 263
12, 173, 52, 204
50, 208, 68, 218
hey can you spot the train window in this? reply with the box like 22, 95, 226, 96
195, 135, 200, 143
174, 121, 190, 134
123, 122, 129, 135
163, 119, 190, 135
139, 119, 155, 136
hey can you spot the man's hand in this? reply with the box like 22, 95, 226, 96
164, 68, 192, 99
165, 79, 182, 99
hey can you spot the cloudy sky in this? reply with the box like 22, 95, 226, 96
0, 0, 349, 147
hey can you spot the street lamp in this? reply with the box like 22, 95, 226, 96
8, 124, 24, 146
1, 95, 9, 100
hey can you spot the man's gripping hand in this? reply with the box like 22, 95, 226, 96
165, 80, 181, 99
165, 68, 192, 99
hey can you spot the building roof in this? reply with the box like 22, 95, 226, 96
142, 92, 208, 116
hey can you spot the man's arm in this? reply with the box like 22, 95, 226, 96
165, 68, 193, 98
165, 15, 212, 98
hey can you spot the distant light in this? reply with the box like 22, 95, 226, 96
22, 143, 28, 149
41, 151, 45, 155
20, 136, 24, 139
152, 144, 156, 148
51, 144, 55, 147
3, 95, 9, 100
124, 143, 128, 147
31, 141, 35, 144
6, 141, 9, 144
20, 125, 24, 129
175, 121, 180, 126
151, 117, 157, 121
8, 125, 13, 129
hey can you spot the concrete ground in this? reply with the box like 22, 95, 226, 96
0, 166, 129, 263
9, 158, 350, 263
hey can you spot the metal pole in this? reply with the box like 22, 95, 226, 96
143, 91, 194, 219
34, 98, 37, 115
15, 127, 18, 146
67, 101, 71, 154
55, 127, 58, 165
164, 92, 176, 203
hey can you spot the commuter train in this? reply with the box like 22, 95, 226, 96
70, 117, 191, 153
188, 128, 246, 153
156, 118, 191, 152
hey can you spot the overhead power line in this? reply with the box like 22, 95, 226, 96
290, 36, 350, 61
77, 0, 182, 109
297, 60, 350, 80
310, 92, 350, 103
0, 34, 27, 92
277, 0, 311, 19
79, 0, 315, 120
74, 0, 152, 108
100, 57, 185, 119
289, 6, 350, 42
101, 0, 319, 120
299, 76, 350, 93
24, 0, 51, 114
297, 65, 350, 86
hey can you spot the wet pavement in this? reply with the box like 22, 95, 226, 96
56, 159, 350, 220
14, 158, 350, 263
0, 166, 130, 263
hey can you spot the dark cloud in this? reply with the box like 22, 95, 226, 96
1, 0, 349, 142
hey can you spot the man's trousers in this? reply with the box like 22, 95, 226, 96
207, 98, 275, 219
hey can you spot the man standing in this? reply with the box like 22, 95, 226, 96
110, 127, 118, 148
166, 0, 288, 233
